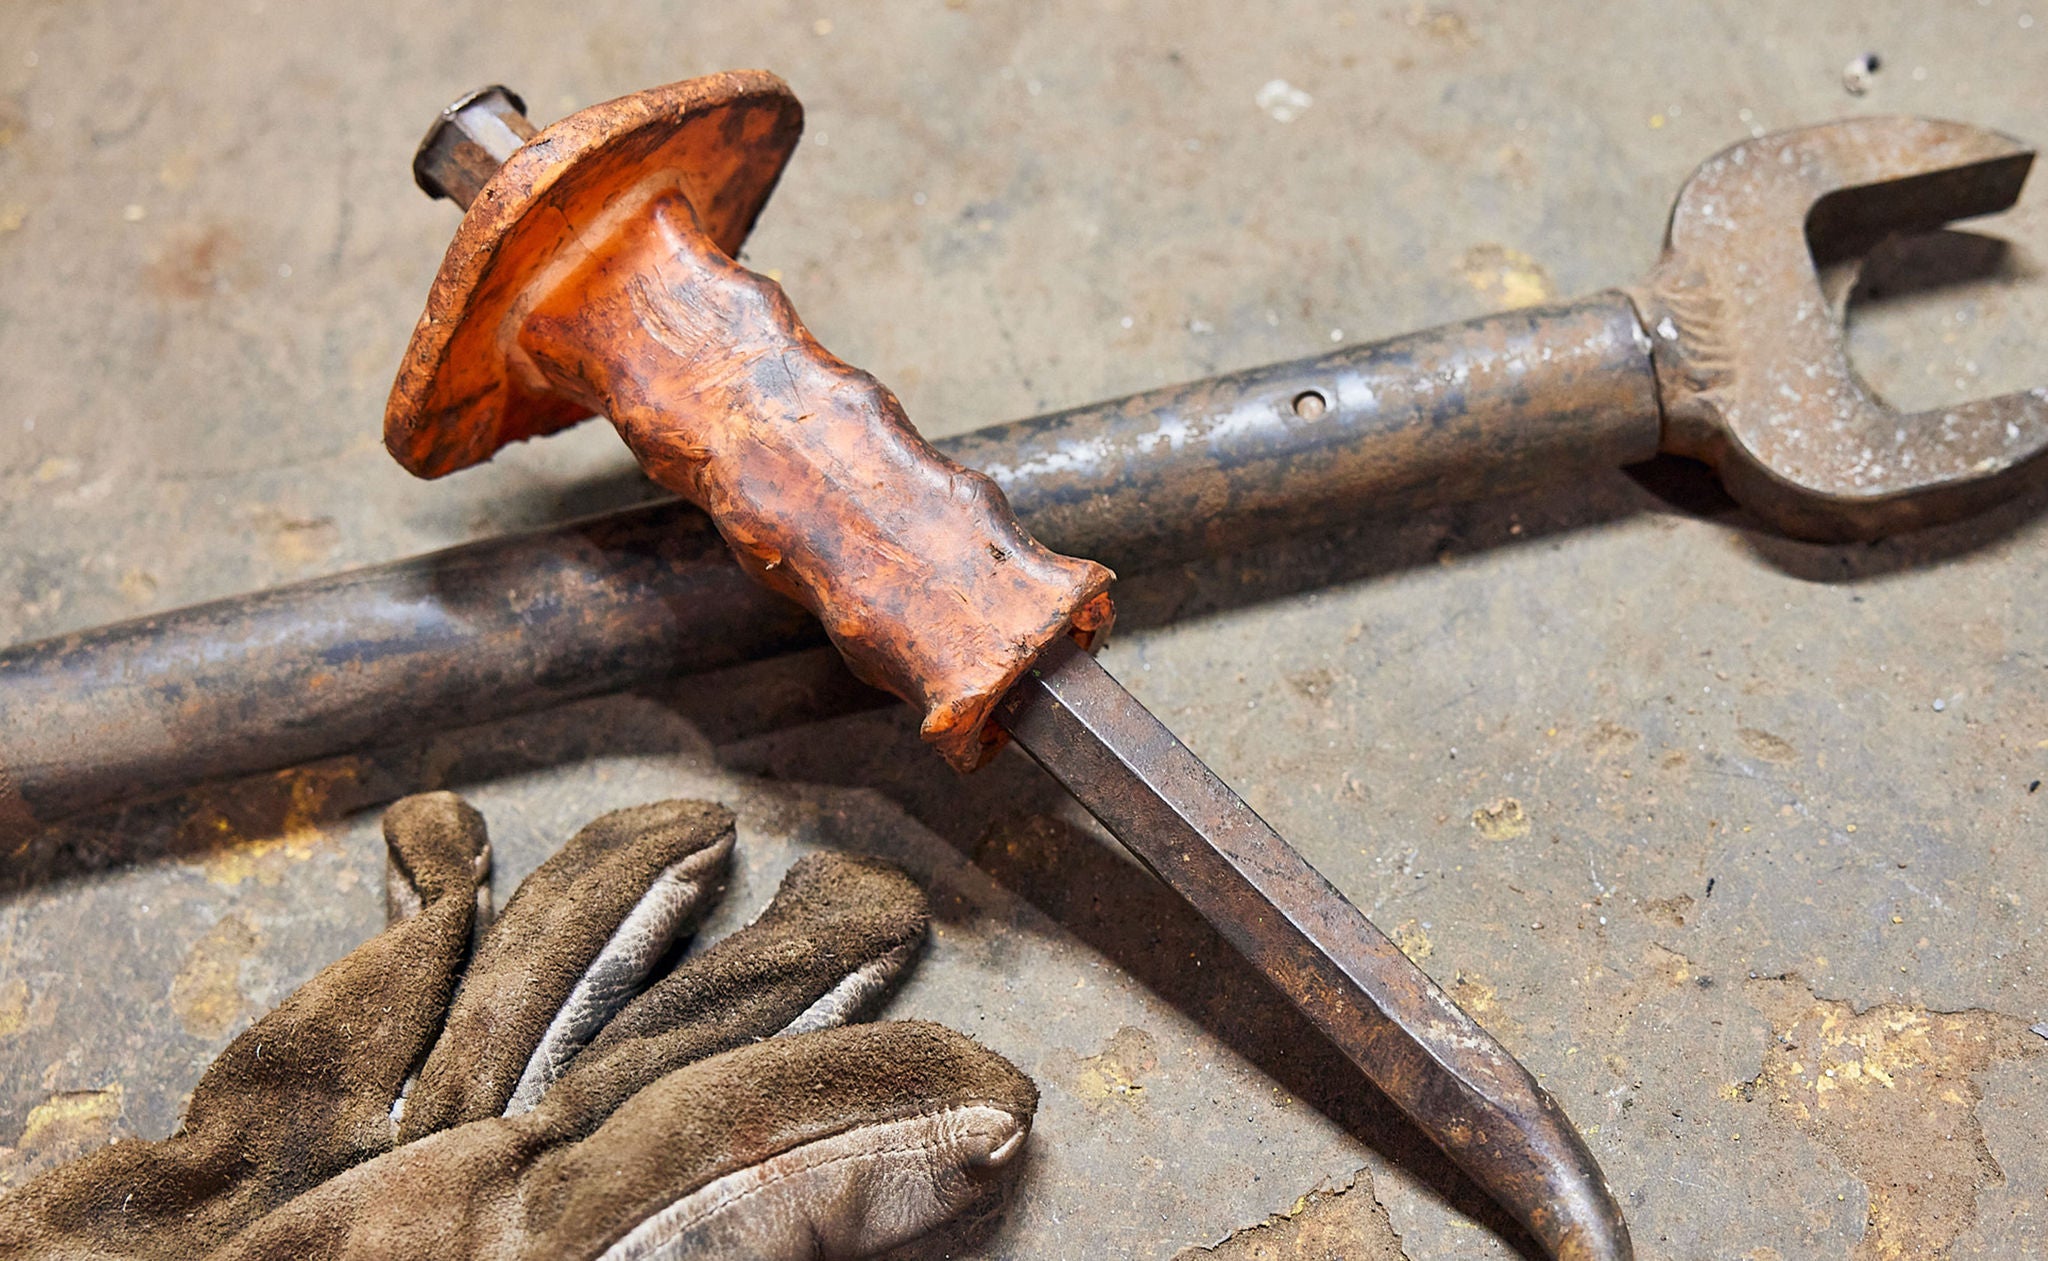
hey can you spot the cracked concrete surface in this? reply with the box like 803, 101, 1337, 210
3, 1, 2048, 1257
1181, 1173, 1408, 1260
1738, 978, 2042, 1260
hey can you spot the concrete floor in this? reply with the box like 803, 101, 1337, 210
4, 1, 2048, 1256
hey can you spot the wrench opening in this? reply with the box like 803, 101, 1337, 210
1637, 116, 2047, 540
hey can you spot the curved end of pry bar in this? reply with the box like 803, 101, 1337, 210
1635, 115, 2045, 540
1516, 1108, 1634, 1261
1398, 989, 1634, 1261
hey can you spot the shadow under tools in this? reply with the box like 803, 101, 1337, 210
1741, 467, 2048, 583
1844, 228, 2030, 305
0, 760, 398, 897
485, 464, 672, 535
0, 453, 1659, 893
0, 690, 718, 896
639, 449, 1675, 752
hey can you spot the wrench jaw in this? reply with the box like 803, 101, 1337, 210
1633, 116, 2048, 541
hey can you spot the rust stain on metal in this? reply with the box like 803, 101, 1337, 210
957, 293, 1660, 564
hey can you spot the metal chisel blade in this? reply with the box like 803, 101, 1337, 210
993, 637, 1631, 1261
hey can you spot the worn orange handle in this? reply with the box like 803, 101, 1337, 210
515, 189, 1113, 769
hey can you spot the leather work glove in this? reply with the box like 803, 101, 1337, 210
0, 793, 1036, 1259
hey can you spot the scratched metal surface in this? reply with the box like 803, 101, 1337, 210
2, 3, 2046, 1258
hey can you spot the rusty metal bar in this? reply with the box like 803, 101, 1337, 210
959, 292, 1657, 561
0, 295, 1657, 832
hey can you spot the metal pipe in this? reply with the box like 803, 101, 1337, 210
0, 295, 1658, 832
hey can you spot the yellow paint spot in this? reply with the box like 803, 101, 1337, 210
18, 1088, 121, 1150
1451, 971, 1504, 1025
0, 204, 24, 233
1392, 919, 1434, 962
170, 915, 263, 1040
1069, 1026, 1158, 1110
1459, 244, 1552, 310
118, 569, 158, 605
268, 515, 338, 567
1405, 4, 1474, 44
1188, 1174, 1404, 1259
1737, 727, 1798, 765
1645, 943, 1693, 987
0, 978, 28, 1036
1582, 719, 1640, 761
30, 457, 78, 484
1470, 796, 1530, 840
1645, 893, 1696, 927
1, 1087, 123, 1187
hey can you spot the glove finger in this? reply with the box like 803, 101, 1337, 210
386, 792, 494, 943
201, 1022, 1036, 1261
543, 1022, 1036, 1260
0, 791, 487, 1255
534, 851, 928, 1132
399, 800, 735, 1140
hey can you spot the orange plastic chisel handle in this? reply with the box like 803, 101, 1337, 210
515, 189, 1114, 769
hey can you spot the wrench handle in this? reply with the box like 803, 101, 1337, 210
952, 290, 1665, 565
518, 189, 1113, 769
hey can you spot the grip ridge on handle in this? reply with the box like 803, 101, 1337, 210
518, 190, 1114, 769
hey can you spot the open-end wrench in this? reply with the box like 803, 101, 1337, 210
2, 105, 2040, 842
383, 75, 1630, 1259
1635, 115, 2043, 538
966, 113, 2046, 549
